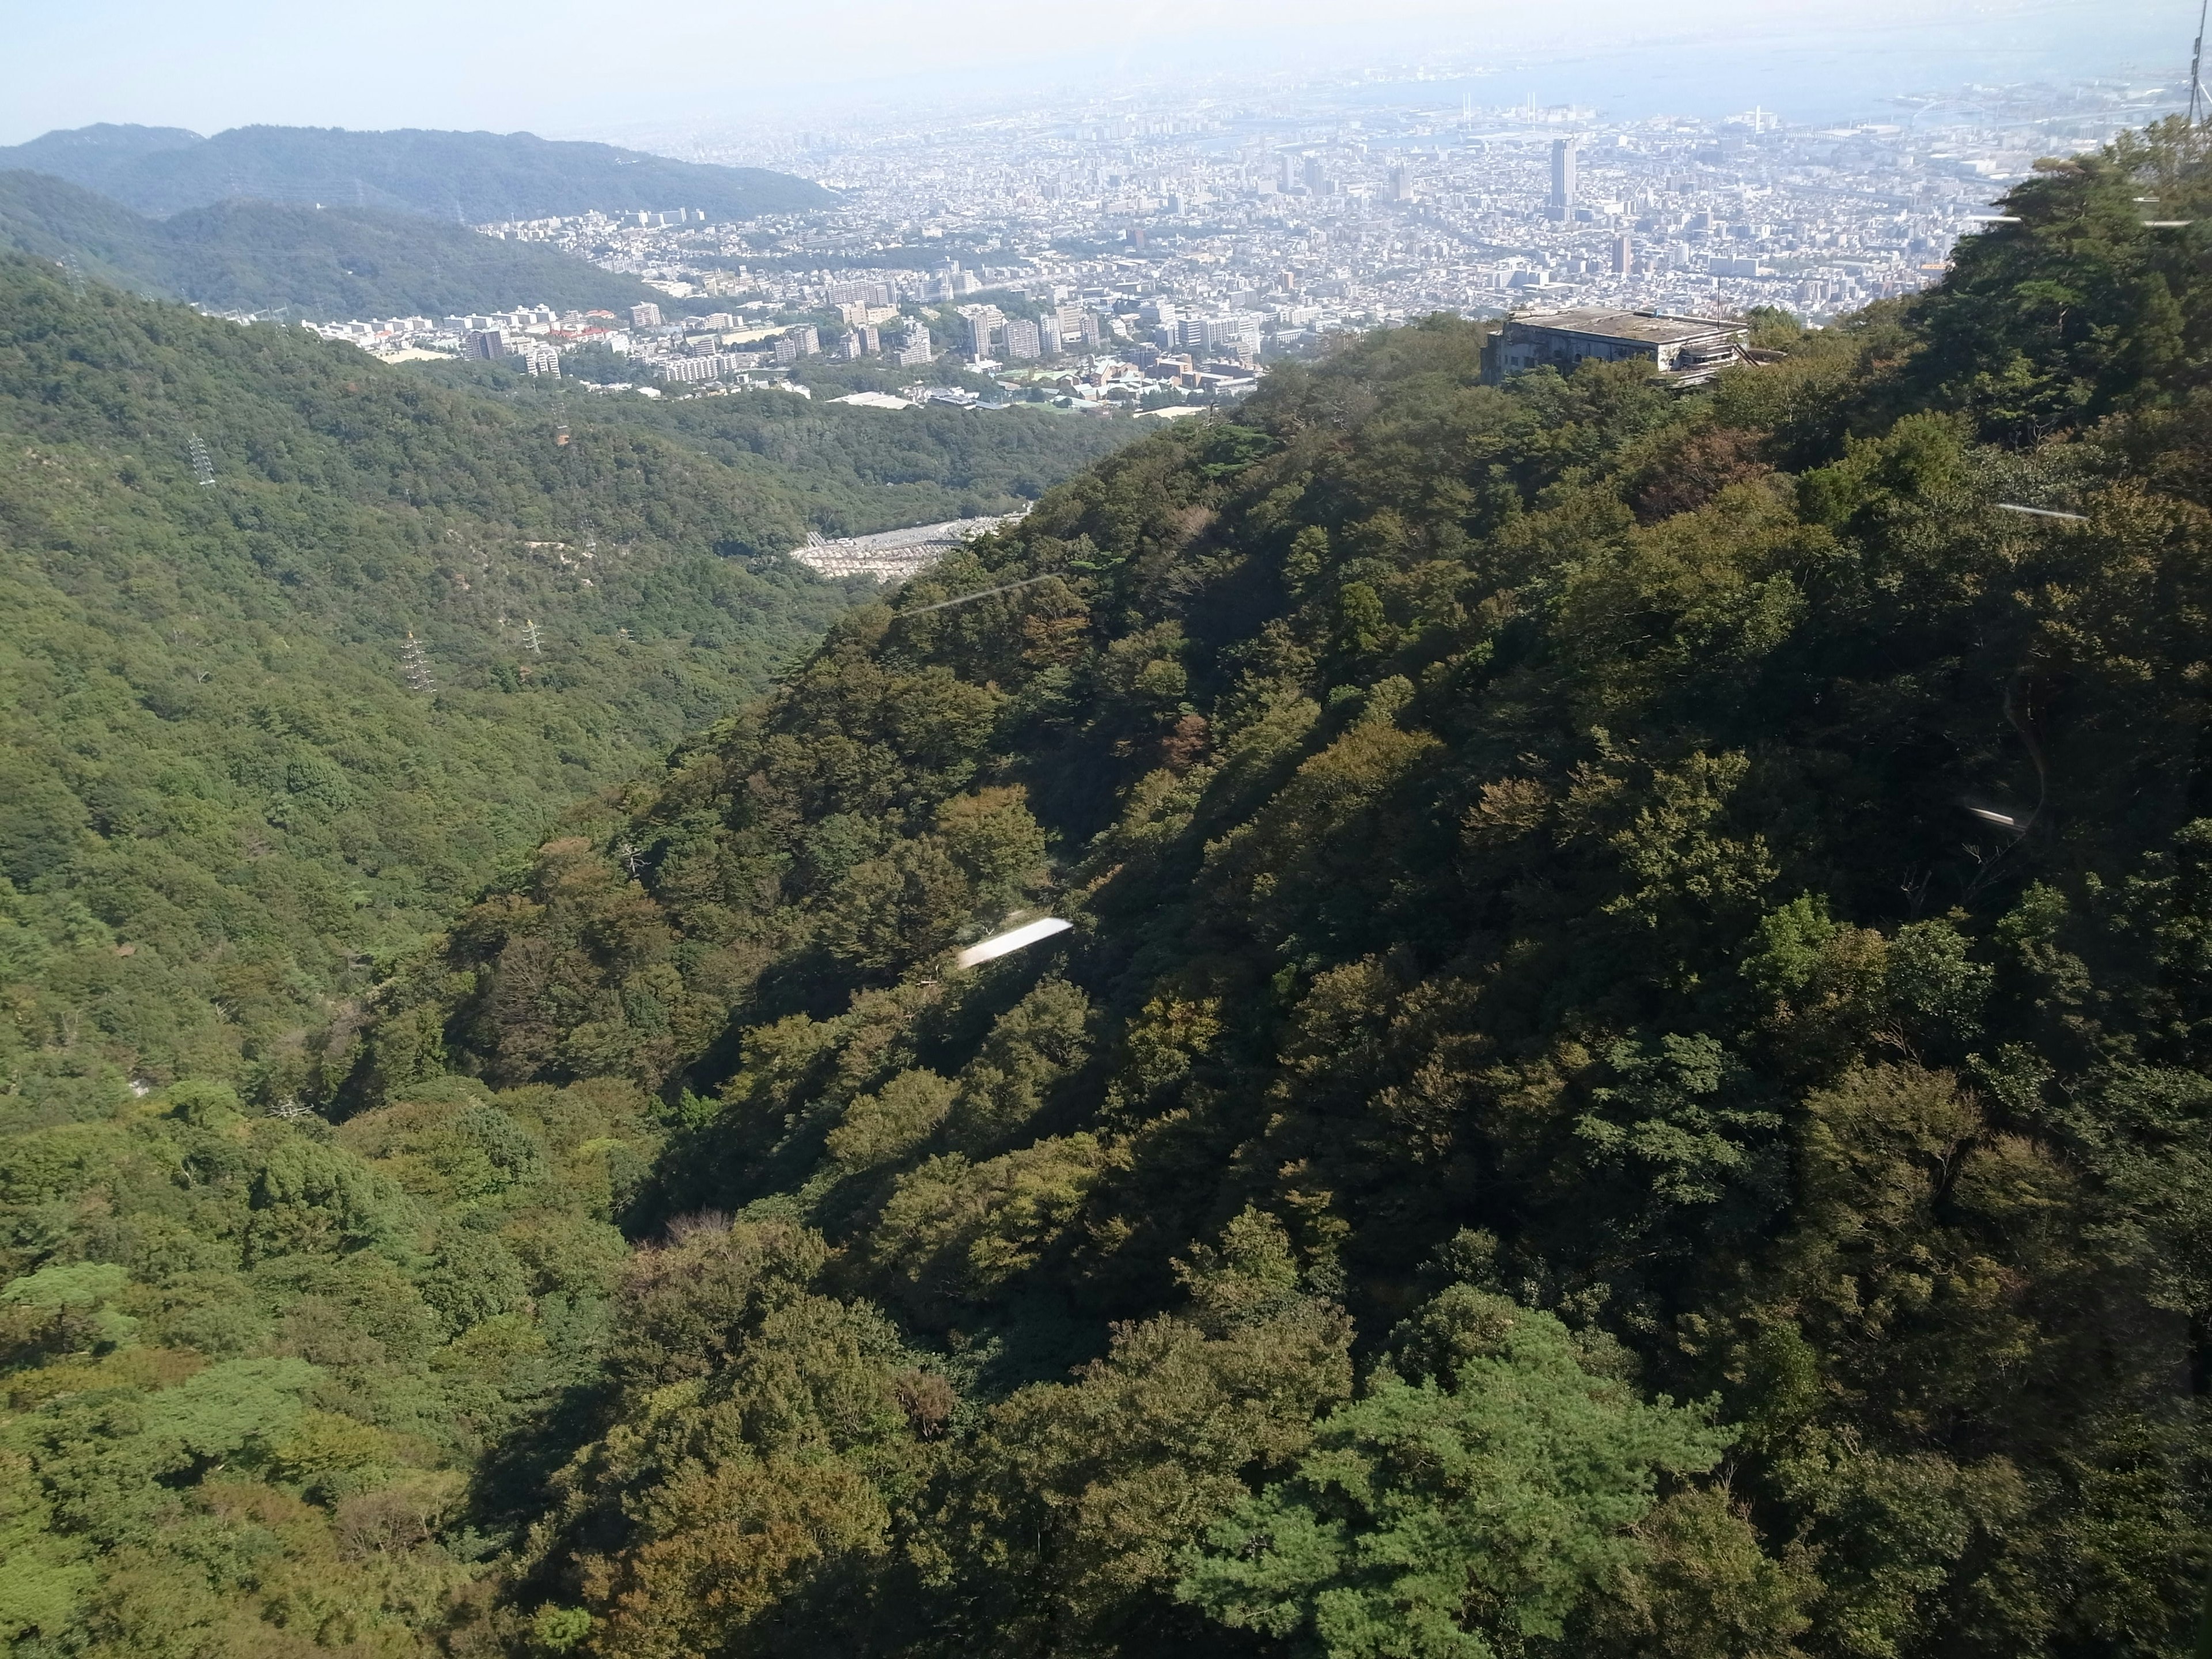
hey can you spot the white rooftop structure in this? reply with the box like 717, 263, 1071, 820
787, 510, 1029, 580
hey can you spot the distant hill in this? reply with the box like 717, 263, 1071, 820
0, 169, 665, 317
0, 123, 831, 222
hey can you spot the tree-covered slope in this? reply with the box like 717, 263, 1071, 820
342, 121, 2207, 1656
0, 124, 830, 223
0, 249, 886, 1112
453, 369, 1139, 536
0, 170, 666, 318
11, 121, 2212, 1659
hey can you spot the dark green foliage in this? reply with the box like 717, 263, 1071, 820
317, 120, 2212, 1659
0, 169, 666, 318
0, 123, 830, 222
16, 119, 2212, 1659
1905, 119, 2212, 440
1176, 1290, 1730, 1658
0, 1071, 660, 1654
499, 380, 1134, 536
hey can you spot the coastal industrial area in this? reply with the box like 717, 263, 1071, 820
300, 68, 2181, 412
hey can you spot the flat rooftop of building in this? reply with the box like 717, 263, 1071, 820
1508, 308, 1744, 344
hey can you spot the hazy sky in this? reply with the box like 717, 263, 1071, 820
0, 0, 2189, 149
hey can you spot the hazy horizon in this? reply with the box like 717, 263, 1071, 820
2, 0, 2192, 157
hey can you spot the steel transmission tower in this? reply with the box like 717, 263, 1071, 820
2195, 0, 2211, 127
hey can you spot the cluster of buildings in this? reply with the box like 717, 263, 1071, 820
302, 305, 632, 374
293, 71, 2181, 414
299, 261, 1269, 414
525, 70, 2173, 351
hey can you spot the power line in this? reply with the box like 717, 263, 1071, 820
891, 573, 1059, 619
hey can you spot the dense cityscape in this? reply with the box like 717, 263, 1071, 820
304, 66, 2183, 411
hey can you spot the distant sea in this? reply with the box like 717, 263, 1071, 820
1349, 5, 2185, 124
592, 0, 2186, 154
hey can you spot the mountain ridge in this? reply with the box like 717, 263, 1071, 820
0, 169, 666, 317
0, 123, 830, 222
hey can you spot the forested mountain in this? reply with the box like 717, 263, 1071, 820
9, 121, 2212, 1659
445, 369, 1138, 537
0, 171, 666, 318
0, 124, 830, 223
0, 249, 1123, 1122
0, 251, 876, 1116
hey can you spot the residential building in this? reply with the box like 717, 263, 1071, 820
660, 355, 743, 382
958, 304, 1005, 354
629, 302, 662, 328
510, 340, 560, 376
1003, 317, 1041, 359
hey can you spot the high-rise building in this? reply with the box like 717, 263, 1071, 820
787, 324, 820, 357
858, 325, 880, 355
958, 305, 1003, 354
463, 329, 505, 360
1549, 138, 1578, 211
1078, 312, 1103, 349
1002, 318, 1041, 360
1302, 154, 1326, 196
891, 325, 934, 367
1611, 233, 1634, 275
1276, 153, 1295, 194
629, 302, 662, 329
1388, 164, 1412, 203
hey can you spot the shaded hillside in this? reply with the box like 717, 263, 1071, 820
349, 121, 2209, 1657
0, 170, 665, 317
0, 124, 830, 222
